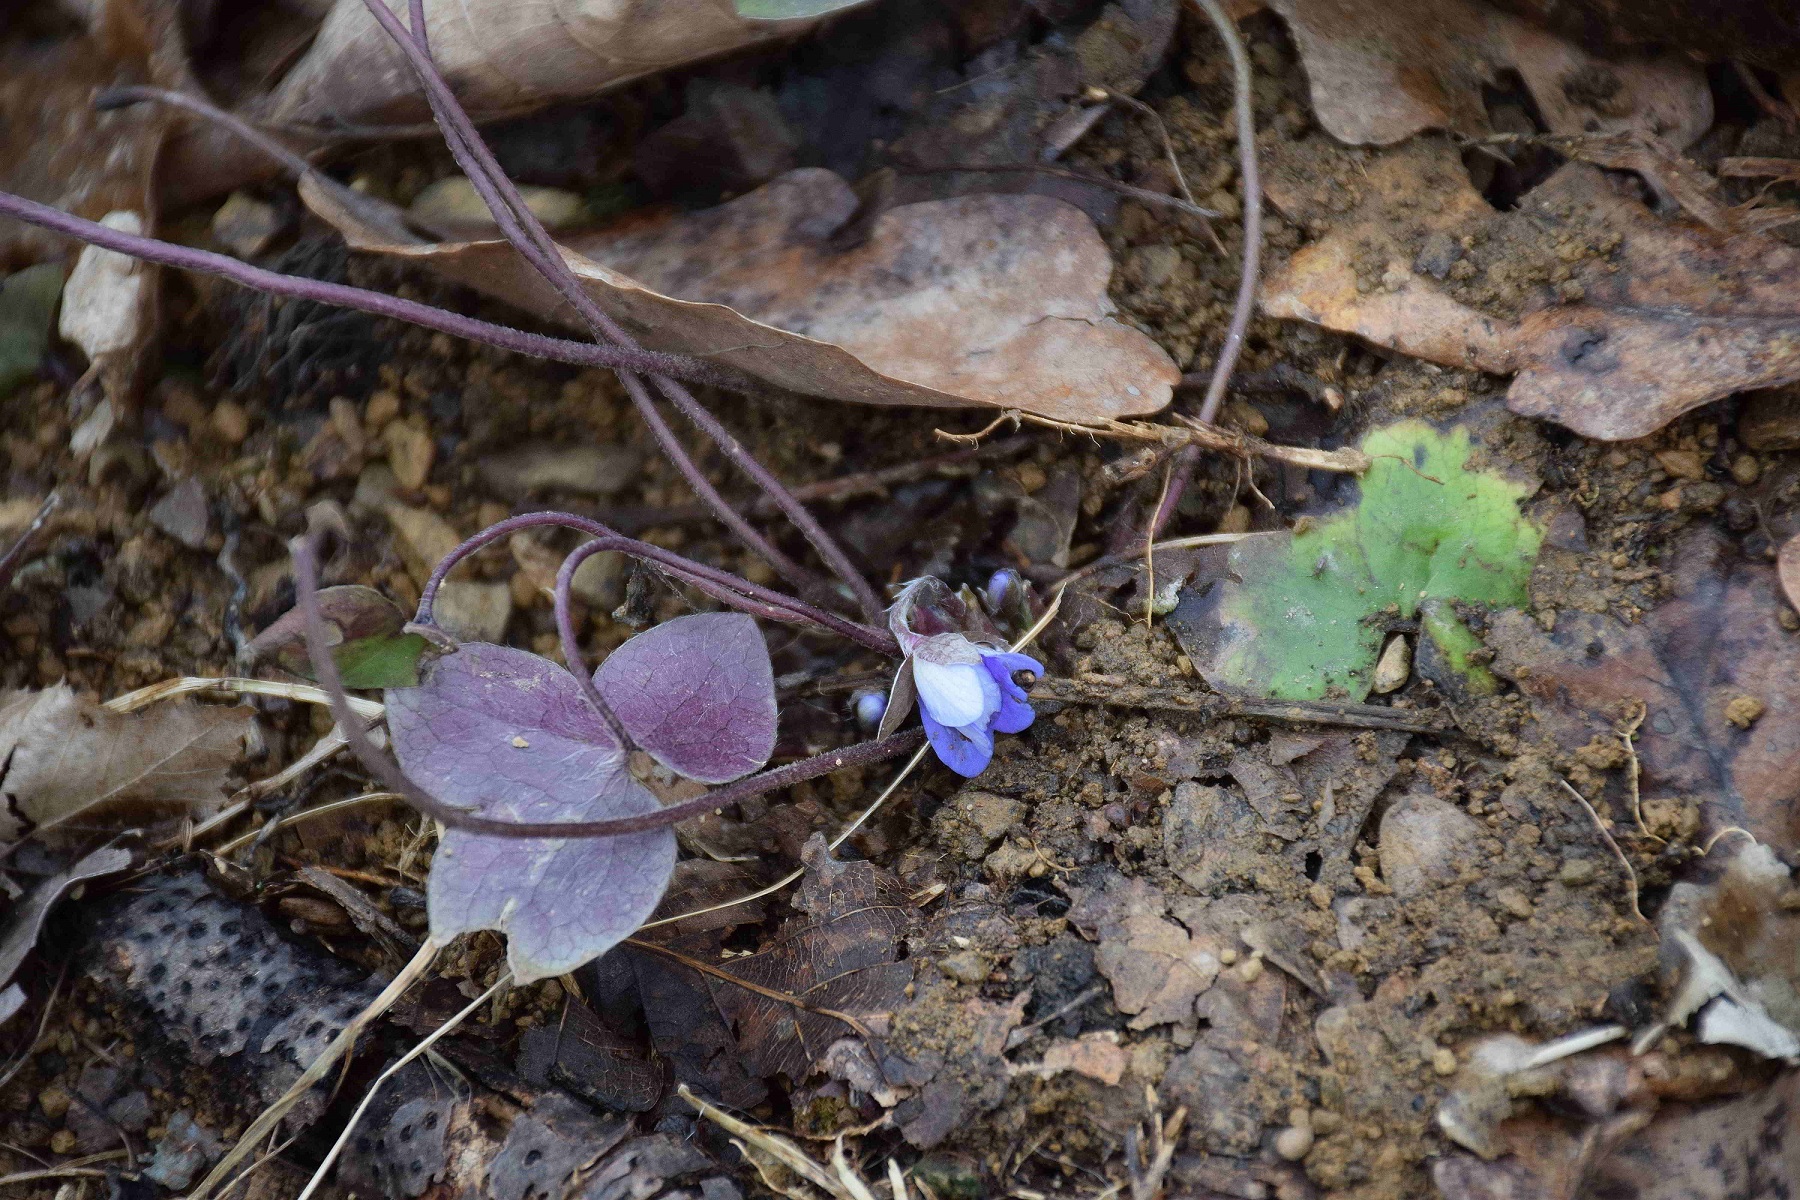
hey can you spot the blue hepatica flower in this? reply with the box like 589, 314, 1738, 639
909, 633, 1043, 777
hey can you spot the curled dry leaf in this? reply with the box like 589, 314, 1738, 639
1489, 529, 1800, 855
1263, 139, 1800, 440
301, 168, 1176, 422
162, 0, 866, 203
1260, 0, 1710, 147
0, 844, 133, 995
0, 684, 252, 846
1068, 874, 1221, 1030
0, 0, 184, 262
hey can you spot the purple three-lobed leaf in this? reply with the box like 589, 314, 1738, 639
387, 643, 665, 983
386, 619, 778, 983
594, 613, 776, 784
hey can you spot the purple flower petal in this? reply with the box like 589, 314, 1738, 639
387, 642, 675, 983
594, 612, 775, 784
920, 707, 994, 777
982, 652, 1040, 734
914, 655, 996, 728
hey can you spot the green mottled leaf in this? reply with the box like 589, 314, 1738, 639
733, 0, 864, 17
333, 632, 429, 689
0, 265, 64, 397
1169, 421, 1539, 701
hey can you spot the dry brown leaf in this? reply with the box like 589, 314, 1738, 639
1488, 529, 1800, 856
1263, 139, 1800, 440
302, 168, 1176, 422
162, 0, 862, 203
1261, 0, 1710, 148
1069, 875, 1221, 1030
0, 0, 186, 264
0, 685, 252, 845
0, 845, 134, 992
1034, 1033, 1130, 1086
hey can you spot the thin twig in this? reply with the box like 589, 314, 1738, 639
894, 160, 1220, 222
215, 792, 408, 856
0, 494, 59, 593
364, 0, 881, 621
1187, 0, 1262, 428
624, 938, 872, 1038
1140, 0, 1264, 553
415, 512, 896, 653
1557, 778, 1645, 924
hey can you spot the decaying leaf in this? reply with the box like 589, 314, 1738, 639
0, 685, 252, 845
1647, 842, 1800, 1060
0, 0, 183, 263
1169, 420, 1540, 702
385, 642, 677, 984
706, 839, 912, 1081
1261, 0, 1710, 147
58, 210, 157, 407
0, 265, 63, 396
1069, 875, 1222, 1030
1489, 529, 1800, 855
1263, 139, 1800, 440
247, 585, 428, 689
302, 168, 1176, 422
0, 845, 133, 993
163, 0, 869, 203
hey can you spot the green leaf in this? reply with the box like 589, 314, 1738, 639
0, 265, 64, 397
333, 633, 429, 689
733, 0, 865, 18
1169, 421, 1540, 701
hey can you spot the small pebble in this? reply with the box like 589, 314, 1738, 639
209, 400, 250, 445
1731, 453, 1761, 485
50, 1129, 77, 1155
1274, 1124, 1314, 1161
1431, 1047, 1458, 1076
384, 421, 436, 491
364, 389, 402, 432
1494, 887, 1534, 919
938, 950, 990, 984
1371, 635, 1411, 694
1725, 695, 1764, 729
1559, 858, 1598, 886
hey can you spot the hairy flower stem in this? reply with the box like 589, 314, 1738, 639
417, 512, 899, 655
296, 528, 920, 839
365, 0, 882, 621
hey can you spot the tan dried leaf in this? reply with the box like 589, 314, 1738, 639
0, 685, 251, 844
301, 168, 1175, 422
1263, 0, 1709, 148
163, 0, 862, 203
1263, 140, 1800, 441
1036, 1033, 1130, 1086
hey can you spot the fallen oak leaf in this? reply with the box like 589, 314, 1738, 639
0, 685, 252, 847
162, 0, 866, 206
300, 167, 1176, 423
1489, 529, 1800, 856
1263, 139, 1800, 440
1262, 0, 1710, 148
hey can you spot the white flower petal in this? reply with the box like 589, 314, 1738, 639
913, 657, 994, 727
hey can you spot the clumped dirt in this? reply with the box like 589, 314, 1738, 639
4, 8, 1798, 1200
